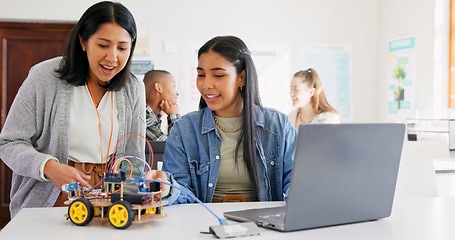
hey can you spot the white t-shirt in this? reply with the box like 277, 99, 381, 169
288, 108, 340, 129
68, 85, 119, 163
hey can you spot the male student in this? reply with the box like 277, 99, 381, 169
143, 70, 180, 141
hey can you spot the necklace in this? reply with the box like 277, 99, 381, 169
297, 108, 315, 124
212, 112, 243, 133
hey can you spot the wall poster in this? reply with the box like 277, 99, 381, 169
387, 36, 416, 116
301, 44, 352, 120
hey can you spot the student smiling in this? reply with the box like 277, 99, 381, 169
288, 68, 340, 128
150, 36, 297, 204
0, 1, 145, 218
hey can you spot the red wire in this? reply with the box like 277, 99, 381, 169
109, 133, 154, 173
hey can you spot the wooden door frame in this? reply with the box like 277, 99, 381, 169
0, 20, 74, 228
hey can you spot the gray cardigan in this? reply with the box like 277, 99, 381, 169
0, 57, 146, 218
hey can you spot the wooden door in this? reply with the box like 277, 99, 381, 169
0, 21, 74, 228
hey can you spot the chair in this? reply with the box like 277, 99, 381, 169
145, 141, 166, 170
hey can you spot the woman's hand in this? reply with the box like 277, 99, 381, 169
144, 170, 171, 197
43, 160, 92, 190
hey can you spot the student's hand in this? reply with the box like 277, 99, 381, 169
144, 170, 171, 197
160, 100, 179, 115
43, 160, 92, 190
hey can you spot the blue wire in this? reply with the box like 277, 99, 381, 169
136, 178, 228, 225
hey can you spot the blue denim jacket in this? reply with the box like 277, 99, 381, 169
163, 105, 296, 204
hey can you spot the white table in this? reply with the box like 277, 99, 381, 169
433, 158, 455, 197
1, 198, 455, 240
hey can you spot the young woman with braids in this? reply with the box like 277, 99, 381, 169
150, 36, 297, 204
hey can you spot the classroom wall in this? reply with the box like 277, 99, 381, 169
0, 0, 446, 122
377, 0, 449, 122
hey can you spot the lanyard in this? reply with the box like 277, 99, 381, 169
87, 83, 114, 172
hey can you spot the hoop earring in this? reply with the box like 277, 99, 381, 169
240, 86, 243, 91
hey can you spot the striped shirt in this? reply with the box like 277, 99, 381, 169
145, 105, 179, 141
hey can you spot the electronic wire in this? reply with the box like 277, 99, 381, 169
139, 179, 228, 225
110, 133, 155, 171
116, 154, 152, 174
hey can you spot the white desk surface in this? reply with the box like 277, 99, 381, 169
434, 158, 455, 171
1, 198, 455, 240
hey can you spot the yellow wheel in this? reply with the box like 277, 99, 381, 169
108, 201, 134, 229
145, 207, 156, 214
68, 198, 94, 226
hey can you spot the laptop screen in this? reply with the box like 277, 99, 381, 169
284, 123, 405, 230
224, 123, 406, 232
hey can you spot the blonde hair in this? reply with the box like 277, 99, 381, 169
293, 68, 338, 114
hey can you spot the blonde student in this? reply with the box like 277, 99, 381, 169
288, 68, 340, 128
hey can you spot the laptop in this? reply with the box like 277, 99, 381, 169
224, 123, 406, 232
145, 141, 166, 170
